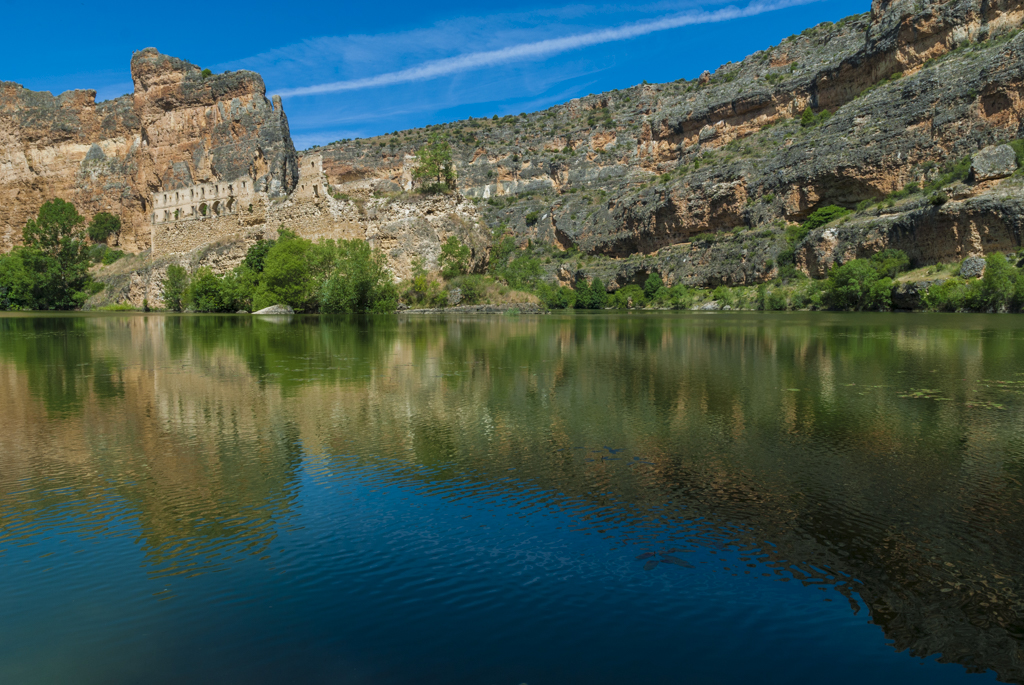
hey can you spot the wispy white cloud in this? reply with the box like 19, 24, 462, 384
274, 0, 816, 98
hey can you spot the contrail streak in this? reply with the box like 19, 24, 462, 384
275, 0, 818, 97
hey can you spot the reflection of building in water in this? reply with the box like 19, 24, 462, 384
1, 317, 1023, 680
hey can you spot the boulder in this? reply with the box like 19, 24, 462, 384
447, 287, 463, 305
970, 145, 1017, 182
893, 280, 941, 310
959, 256, 985, 279
253, 304, 295, 315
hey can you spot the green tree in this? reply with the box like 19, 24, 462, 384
242, 239, 276, 273
439, 236, 471, 278
0, 251, 36, 310
20, 199, 96, 309
972, 253, 1015, 311
253, 232, 316, 311
502, 254, 542, 290
319, 240, 398, 313
161, 265, 190, 311
538, 283, 576, 309
575, 278, 607, 309
824, 259, 894, 310
413, 133, 457, 192
184, 267, 231, 312
611, 284, 647, 309
800, 106, 816, 127
643, 272, 664, 299
87, 212, 121, 245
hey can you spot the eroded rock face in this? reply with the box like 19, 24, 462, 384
0, 48, 297, 253
311, 0, 1024, 287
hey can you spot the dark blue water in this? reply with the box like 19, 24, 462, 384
2, 312, 1022, 684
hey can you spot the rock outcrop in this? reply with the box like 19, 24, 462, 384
0, 48, 297, 252
312, 0, 1024, 287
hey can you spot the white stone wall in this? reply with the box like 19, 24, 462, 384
150, 176, 257, 224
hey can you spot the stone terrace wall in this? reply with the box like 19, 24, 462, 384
152, 193, 364, 255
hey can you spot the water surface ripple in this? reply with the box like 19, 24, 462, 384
2, 312, 1023, 684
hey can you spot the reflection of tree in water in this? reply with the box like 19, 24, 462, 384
0, 316, 116, 414
3, 312, 1024, 679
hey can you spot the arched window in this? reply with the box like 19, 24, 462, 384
199, 203, 208, 216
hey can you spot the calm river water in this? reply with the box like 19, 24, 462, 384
2, 311, 1024, 684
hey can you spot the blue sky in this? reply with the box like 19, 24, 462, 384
2, 0, 867, 149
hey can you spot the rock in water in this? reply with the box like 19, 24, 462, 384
970, 144, 1018, 181
253, 304, 295, 315
643, 560, 659, 571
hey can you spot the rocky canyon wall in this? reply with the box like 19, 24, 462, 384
0, 48, 297, 253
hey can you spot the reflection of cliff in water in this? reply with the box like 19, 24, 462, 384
0, 315, 304, 575
1, 313, 1023, 679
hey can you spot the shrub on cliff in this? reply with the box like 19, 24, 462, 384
870, 249, 911, 278
800, 107, 832, 128
802, 205, 851, 231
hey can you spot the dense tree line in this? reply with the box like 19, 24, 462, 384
161, 230, 398, 313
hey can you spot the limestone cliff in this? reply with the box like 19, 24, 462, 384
315, 0, 1024, 289
5, 0, 1024, 299
0, 48, 297, 252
